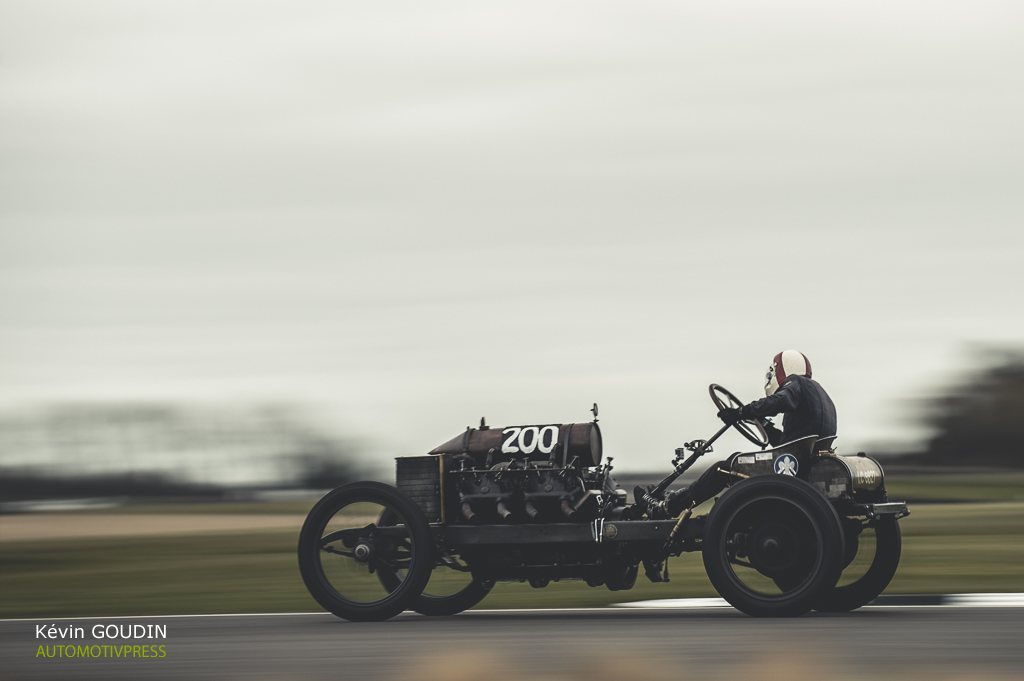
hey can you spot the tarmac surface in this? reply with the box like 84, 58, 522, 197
4, 606, 1023, 681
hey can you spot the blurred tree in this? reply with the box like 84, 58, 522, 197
287, 451, 365, 489
0, 403, 377, 498
911, 351, 1024, 467
267, 409, 372, 489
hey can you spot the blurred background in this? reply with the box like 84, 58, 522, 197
1, 0, 1023, 618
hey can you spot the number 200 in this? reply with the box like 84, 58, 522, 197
502, 426, 559, 455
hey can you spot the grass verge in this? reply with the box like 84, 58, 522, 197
884, 472, 1024, 502
2, 501, 1023, 618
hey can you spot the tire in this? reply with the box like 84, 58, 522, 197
378, 567, 493, 616
702, 475, 845, 617
376, 508, 493, 616
814, 519, 901, 612
298, 482, 433, 622
410, 579, 492, 616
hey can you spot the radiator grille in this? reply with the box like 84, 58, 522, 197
396, 455, 443, 523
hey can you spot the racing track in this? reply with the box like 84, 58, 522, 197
4, 607, 1022, 681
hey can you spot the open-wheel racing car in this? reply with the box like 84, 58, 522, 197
298, 385, 909, 620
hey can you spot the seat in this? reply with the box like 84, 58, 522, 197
728, 435, 819, 479
814, 436, 838, 457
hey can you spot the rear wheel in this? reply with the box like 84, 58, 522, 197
411, 576, 492, 616
298, 482, 433, 622
376, 513, 492, 616
814, 518, 901, 612
702, 475, 845, 617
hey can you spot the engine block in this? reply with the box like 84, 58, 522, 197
397, 421, 624, 525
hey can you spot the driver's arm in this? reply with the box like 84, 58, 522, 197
739, 379, 802, 420
760, 418, 784, 447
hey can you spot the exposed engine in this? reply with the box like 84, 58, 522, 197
454, 456, 623, 524
394, 418, 635, 588
396, 419, 627, 525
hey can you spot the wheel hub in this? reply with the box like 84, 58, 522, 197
748, 522, 802, 577
353, 543, 373, 562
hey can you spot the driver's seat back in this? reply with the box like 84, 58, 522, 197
814, 436, 838, 457
728, 435, 818, 481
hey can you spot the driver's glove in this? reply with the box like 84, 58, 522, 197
717, 408, 741, 425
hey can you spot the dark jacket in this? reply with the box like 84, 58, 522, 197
739, 374, 837, 446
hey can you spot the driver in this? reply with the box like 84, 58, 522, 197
635, 350, 837, 518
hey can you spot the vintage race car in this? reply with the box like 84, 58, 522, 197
298, 385, 909, 620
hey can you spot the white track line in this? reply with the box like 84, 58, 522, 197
0, 612, 327, 622
615, 593, 1024, 608
946, 593, 1024, 607
1, 609, 625, 622
615, 598, 731, 608
5, 595, 1024, 622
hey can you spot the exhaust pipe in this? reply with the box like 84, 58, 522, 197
461, 502, 476, 522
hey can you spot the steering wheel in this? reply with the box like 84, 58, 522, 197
709, 384, 770, 449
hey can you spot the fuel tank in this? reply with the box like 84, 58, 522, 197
807, 454, 886, 503
429, 422, 602, 468
726, 437, 886, 504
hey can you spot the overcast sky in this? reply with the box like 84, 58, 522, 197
2, 1, 1023, 471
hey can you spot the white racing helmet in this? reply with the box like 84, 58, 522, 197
764, 350, 812, 396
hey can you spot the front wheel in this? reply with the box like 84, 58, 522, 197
814, 518, 901, 612
702, 475, 845, 617
298, 482, 433, 622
